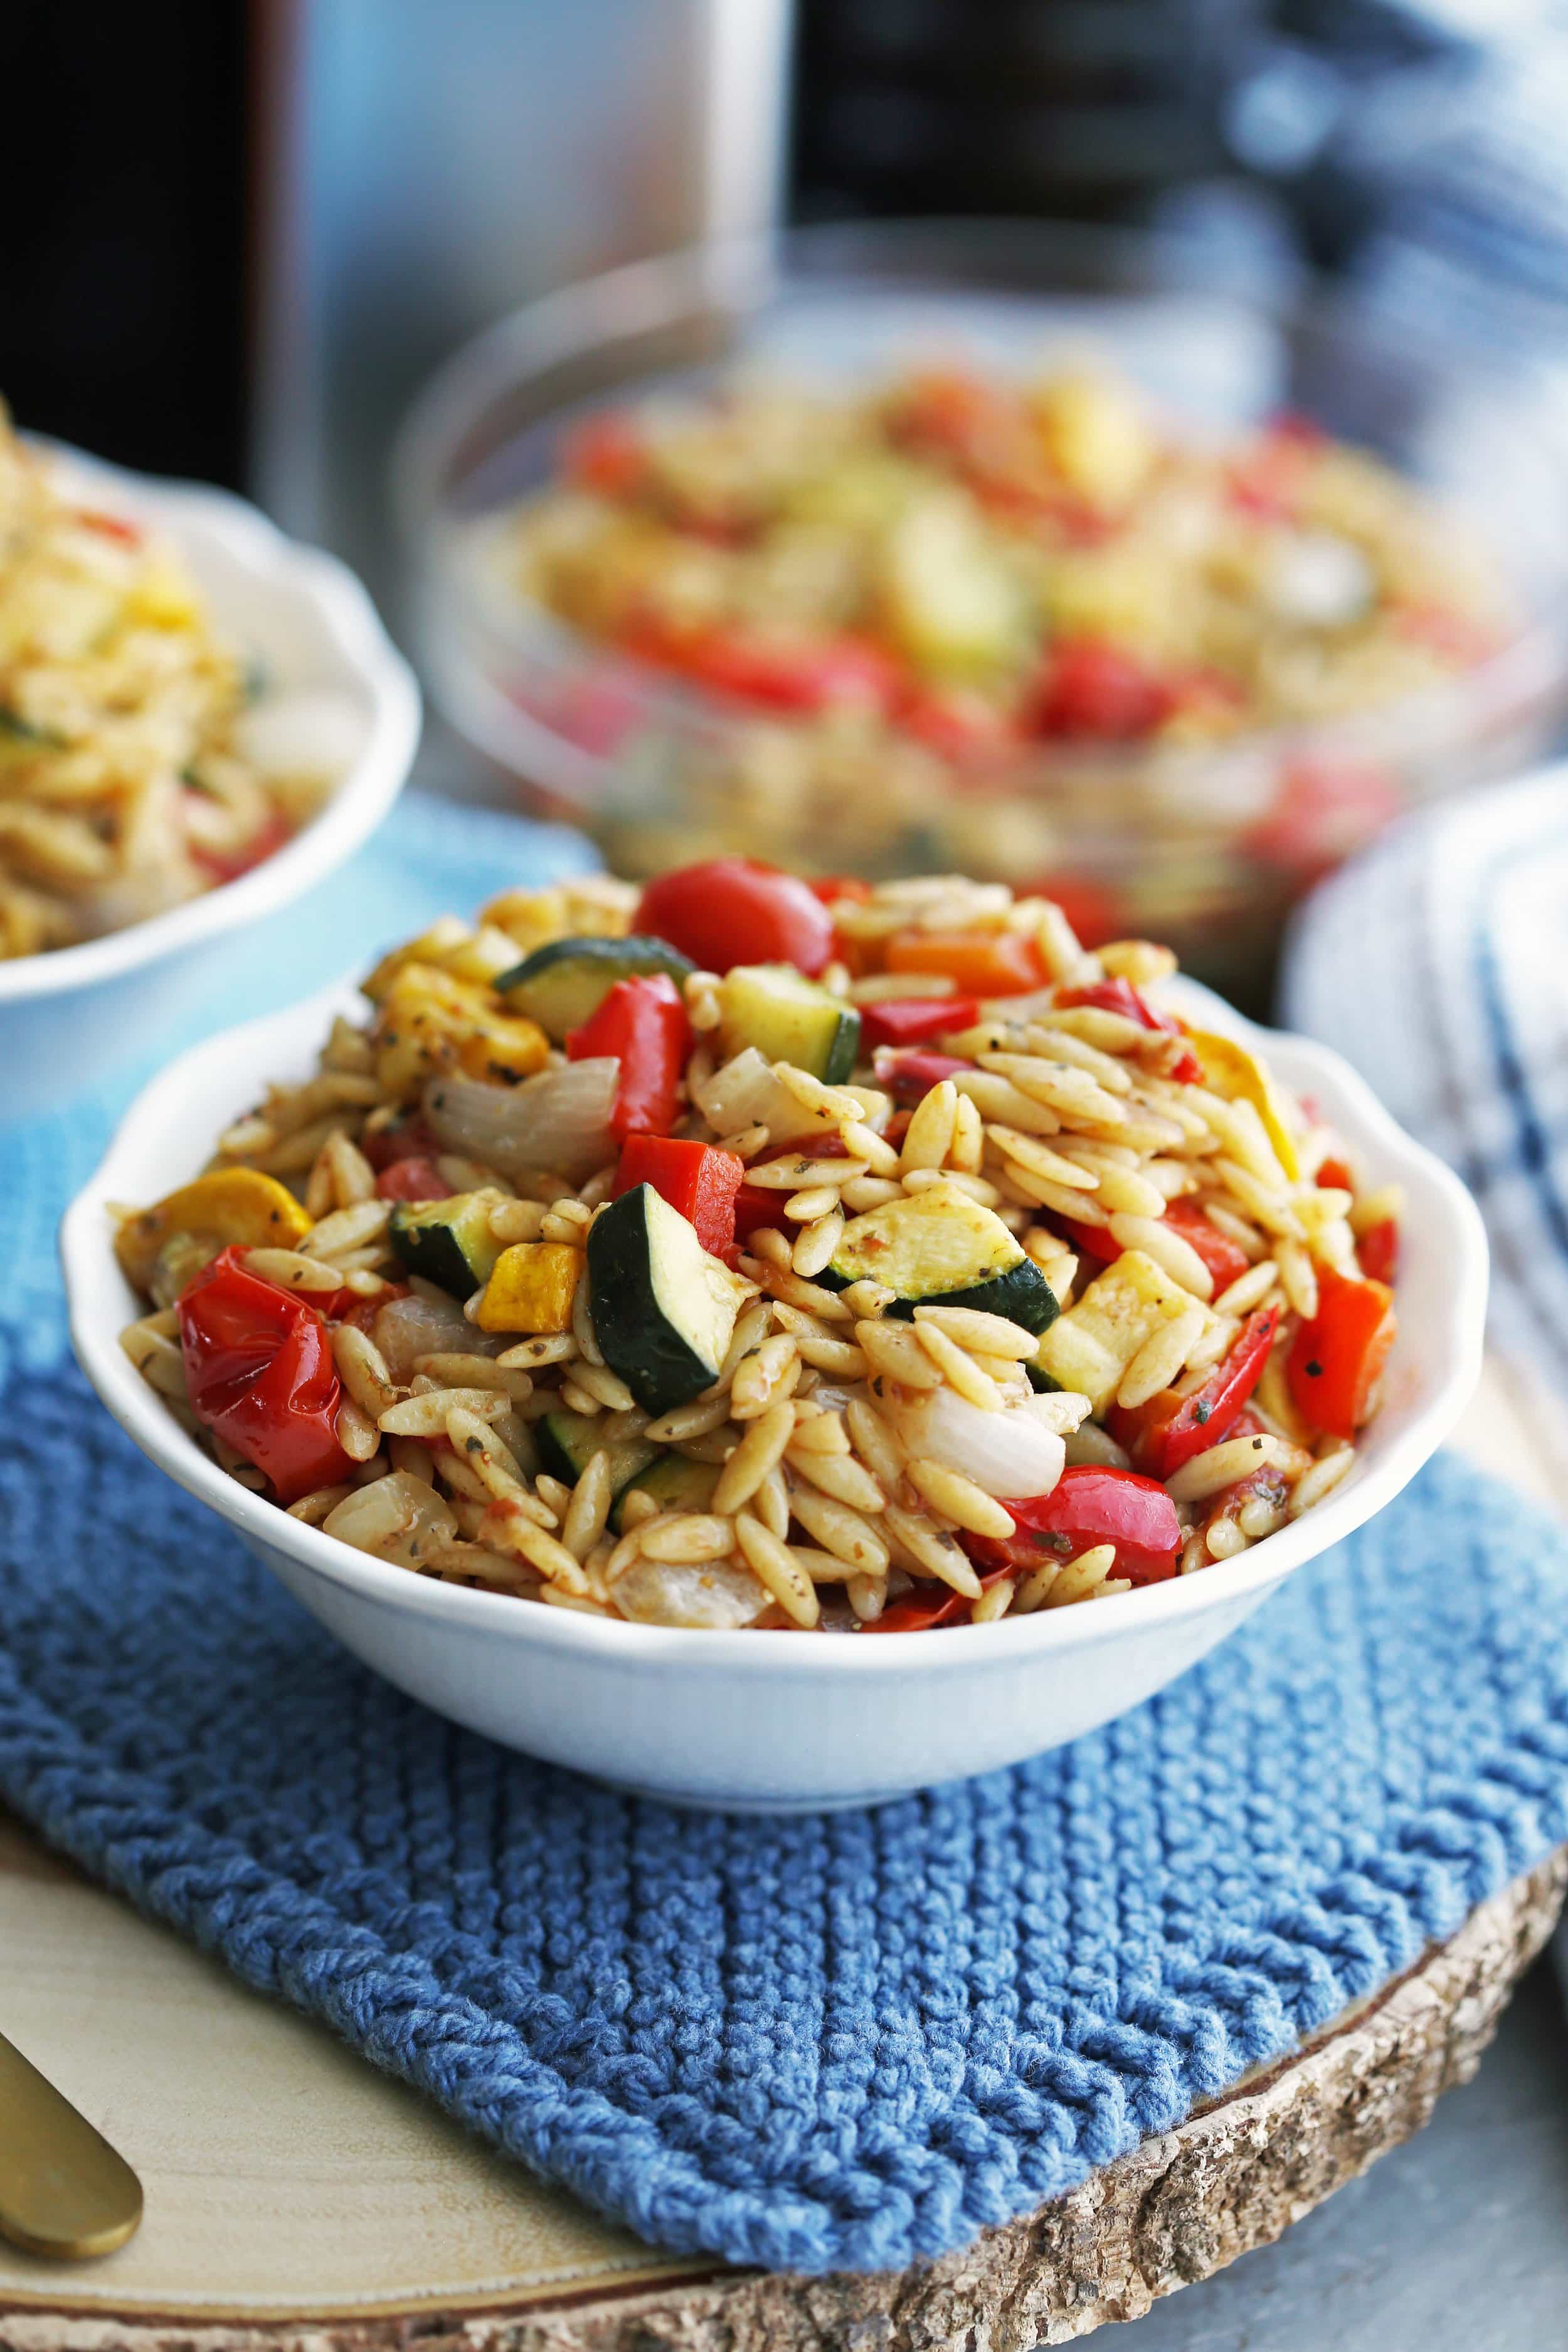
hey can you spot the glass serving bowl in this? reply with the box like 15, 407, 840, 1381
397, 221, 1568, 1007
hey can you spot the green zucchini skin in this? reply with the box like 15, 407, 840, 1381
536, 1408, 660, 1496
585, 1184, 740, 1417
884, 1255, 1059, 1332
609, 1452, 719, 1533
388, 1190, 504, 1298
821, 1186, 1059, 1332
717, 963, 861, 1084
494, 934, 696, 1040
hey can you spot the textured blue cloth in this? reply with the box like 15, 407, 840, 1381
4, 797, 1568, 2277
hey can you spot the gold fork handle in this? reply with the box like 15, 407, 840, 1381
0, 2029, 142, 2259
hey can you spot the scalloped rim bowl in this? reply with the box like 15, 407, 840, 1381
2, 443, 421, 1111
61, 977, 1486, 1811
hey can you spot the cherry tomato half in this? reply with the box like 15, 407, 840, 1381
636, 857, 835, 977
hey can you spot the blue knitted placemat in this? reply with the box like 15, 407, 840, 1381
5, 795, 1568, 2277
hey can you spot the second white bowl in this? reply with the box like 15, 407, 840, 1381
1, 447, 421, 1118
60, 980, 1486, 1810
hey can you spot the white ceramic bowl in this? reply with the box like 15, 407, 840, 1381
61, 978, 1487, 1812
1, 445, 421, 1118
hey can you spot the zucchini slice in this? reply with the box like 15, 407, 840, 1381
388, 1189, 504, 1298
494, 934, 695, 1041
716, 963, 861, 1084
537, 1408, 659, 1498
610, 1451, 720, 1533
585, 1183, 743, 1415
1033, 1248, 1213, 1414
824, 1182, 1058, 1330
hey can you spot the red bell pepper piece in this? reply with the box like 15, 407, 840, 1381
76, 507, 144, 544
1315, 1155, 1353, 1194
859, 997, 980, 1051
964, 1464, 1183, 1589
1053, 1216, 1119, 1267
374, 1157, 452, 1204
1288, 1269, 1396, 1441
177, 1248, 355, 1504
871, 1047, 973, 1106
1056, 978, 1201, 1082
1160, 1199, 1251, 1293
732, 1183, 788, 1249
562, 411, 646, 497
1109, 1308, 1279, 1479
862, 1565, 1014, 1633
613, 1135, 744, 1258
566, 973, 689, 1140
1047, 1199, 1247, 1293
189, 810, 294, 887
636, 856, 836, 977
731, 1136, 853, 1249
1357, 1218, 1399, 1286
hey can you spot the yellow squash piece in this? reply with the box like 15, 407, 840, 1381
475, 1242, 584, 1335
1185, 1030, 1301, 1181
362, 919, 522, 1002
371, 963, 550, 1101
1034, 1248, 1214, 1416
114, 1169, 312, 1295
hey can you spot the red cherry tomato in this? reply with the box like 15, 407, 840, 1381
177, 1248, 355, 1504
635, 857, 836, 976
964, 1466, 1182, 1589
1030, 640, 1172, 741
674, 629, 901, 716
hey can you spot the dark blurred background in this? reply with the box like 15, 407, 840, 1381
5, 0, 1564, 582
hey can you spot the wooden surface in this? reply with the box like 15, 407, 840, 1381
0, 1356, 1559, 2348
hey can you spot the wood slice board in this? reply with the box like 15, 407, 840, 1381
0, 1358, 1559, 2349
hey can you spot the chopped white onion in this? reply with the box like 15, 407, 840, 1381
879, 1382, 1067, 1498
373, 1290, 501, 1381
1020, 1388, 1091, 1436
234, 688, 369, 780
694, 1048, 828, 1143
1266, 531, 1374, 628
610, 1556, 771, 1628
423, 1059, 618, 1184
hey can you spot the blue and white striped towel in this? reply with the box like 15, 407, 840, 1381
1283, 756, 1568, 1478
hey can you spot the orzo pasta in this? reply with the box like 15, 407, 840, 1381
0, 405, 342, 958
490, 360, 1506, 758
115, 857, 1399, 1630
